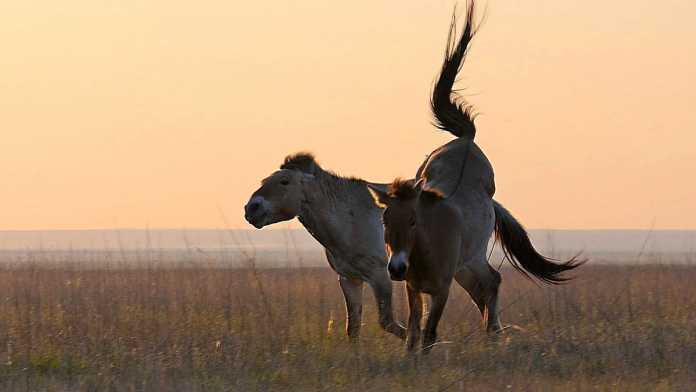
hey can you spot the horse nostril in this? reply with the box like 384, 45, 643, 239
247, 201, 260, 213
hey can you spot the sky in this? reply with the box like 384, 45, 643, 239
1, 0, 695, 230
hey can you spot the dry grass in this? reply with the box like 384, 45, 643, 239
1, 256, 695, 391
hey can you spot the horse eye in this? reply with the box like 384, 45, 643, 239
280, 180, 290, 186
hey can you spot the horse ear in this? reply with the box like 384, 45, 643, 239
367, 184, 390, 208
416, 177, 445, 200
421, 187, 445, 201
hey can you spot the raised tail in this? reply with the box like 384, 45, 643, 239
431, 2, 479, 140
493, 200, 585, 285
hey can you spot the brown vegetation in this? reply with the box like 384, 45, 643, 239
1, 256, 695, 391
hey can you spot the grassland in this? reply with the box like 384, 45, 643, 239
1, 254, 695, 391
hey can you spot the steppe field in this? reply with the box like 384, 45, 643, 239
1, 250, 695, 391
3, 0, 695, 391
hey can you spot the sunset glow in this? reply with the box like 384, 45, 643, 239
2, 0, 694, 230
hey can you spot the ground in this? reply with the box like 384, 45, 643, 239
1, 255, 695, 391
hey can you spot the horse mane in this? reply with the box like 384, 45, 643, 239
431, 1, 479, 140
280, 152, 319, 174
387, 179, 419, 200
280, 152, 367, 198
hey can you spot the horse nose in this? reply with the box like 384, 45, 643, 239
388, 252, 408, 281
244, 196, 269, 228
244, 201, 262, 223
246, 200, 261, 215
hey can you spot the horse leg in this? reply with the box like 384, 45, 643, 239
338, 276, 364, 340
367, 271, 407, 340
469, 262, 503, 333
454, 267, 487, 326
422, 288, 450, 353
406, 285, 423, 352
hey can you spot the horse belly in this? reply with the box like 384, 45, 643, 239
328, 251, 384, 281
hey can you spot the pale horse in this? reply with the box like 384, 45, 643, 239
244, 154, 406, 340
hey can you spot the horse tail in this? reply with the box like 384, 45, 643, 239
431, 2, 479, 140
493, 200, 585, 285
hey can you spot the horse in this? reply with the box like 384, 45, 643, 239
244, 154, 406, 340
368, 2, 583, 352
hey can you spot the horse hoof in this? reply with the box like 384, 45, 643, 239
498, 324, 525, 333
487, 324, 524, 338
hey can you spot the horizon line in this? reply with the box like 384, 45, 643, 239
1, 228, 696, 233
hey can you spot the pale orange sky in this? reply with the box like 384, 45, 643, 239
1, 0, 694, 230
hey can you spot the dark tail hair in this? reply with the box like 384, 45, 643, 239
431, 2, 478, 140
493, 200, 586, 285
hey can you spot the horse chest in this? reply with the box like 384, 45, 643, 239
406, 245, 455, 294
299, 204, 382, 280
330, 254, 356, 275
407, 265, 450, 294
408, 278, 448, 295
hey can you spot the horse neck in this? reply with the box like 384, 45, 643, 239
297, 171, 370, 251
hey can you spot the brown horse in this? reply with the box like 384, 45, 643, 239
369, 3, 583, 352
244, 154, 406, 340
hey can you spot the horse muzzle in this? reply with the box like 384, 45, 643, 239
388, 251, 408, 281
244, 196, 271, 229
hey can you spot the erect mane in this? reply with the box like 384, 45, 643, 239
280, 152, 367, 189
387, 178, 418, 200
387, 178, 446, 201
280, 152, 319, 174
